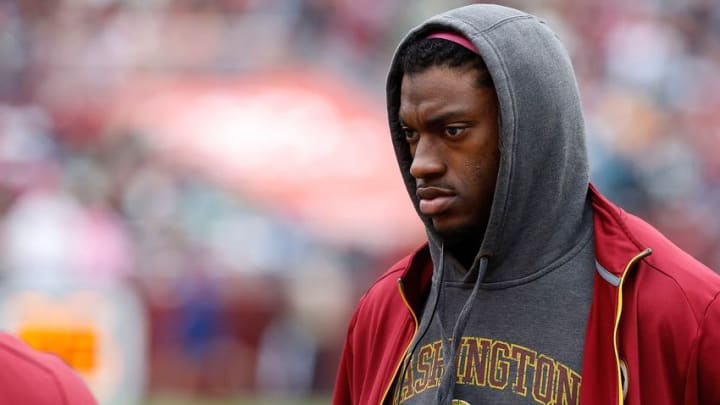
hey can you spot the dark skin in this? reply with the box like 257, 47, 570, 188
399, 65, 500, 268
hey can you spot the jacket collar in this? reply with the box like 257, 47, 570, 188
397, 244, 433, 315
589, 184, 650, 281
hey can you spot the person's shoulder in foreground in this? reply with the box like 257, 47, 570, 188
0, 332, 98, 405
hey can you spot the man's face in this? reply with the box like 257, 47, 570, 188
399, 65, 500, 242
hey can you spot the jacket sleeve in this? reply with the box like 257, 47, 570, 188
0, 332, 98, 405
697, 293, 720, 403
332, 302, 361, 405
44, 352, 98, 405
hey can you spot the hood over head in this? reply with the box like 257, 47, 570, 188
387, 4, 591, 283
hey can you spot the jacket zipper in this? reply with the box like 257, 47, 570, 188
379, 278, 420, 405
613, 248, 652, 405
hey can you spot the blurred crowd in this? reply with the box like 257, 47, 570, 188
1, 0, 719, 402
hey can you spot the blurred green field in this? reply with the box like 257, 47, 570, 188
146, 396, 330, 405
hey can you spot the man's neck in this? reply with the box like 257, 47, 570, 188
446, 239, 482, 270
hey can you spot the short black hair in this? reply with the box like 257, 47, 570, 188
400, 37, 494, 88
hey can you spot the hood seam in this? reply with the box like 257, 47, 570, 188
442, 14, 534, 38
476, 30, 516, 258
469, 223, 593, 289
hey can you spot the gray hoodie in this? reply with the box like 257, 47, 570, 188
386, 5, 595, 404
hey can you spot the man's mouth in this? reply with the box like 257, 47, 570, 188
416, 187, 456, 216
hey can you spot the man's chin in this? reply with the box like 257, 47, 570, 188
432, 217, 485, 245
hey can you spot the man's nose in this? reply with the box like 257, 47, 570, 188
409, 136, 445, 180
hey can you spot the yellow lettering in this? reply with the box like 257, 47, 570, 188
532, 355, 556, 404
460, 337, 491, 386
555, 362, 581, 405
511, 344, 537, 397
488, 341, 511, 390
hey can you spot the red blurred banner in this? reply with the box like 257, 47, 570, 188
109, 70, 423, 249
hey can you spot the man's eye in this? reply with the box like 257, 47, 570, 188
403, 128, 419, 142
445, 127, 466, 137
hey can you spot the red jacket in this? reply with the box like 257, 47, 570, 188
333, 186, 720, 404
0, 332, 97, 405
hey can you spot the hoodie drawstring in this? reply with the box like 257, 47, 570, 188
392, 243, 489, 405
435, 253, 489, 404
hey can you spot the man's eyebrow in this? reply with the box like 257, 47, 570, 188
399, 109, 470, 128
425, 110, 469, 127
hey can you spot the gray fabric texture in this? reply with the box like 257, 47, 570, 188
393, 229, 595, 404
385, 4, 596, 404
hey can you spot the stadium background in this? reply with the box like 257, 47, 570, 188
0, 0, 719, 404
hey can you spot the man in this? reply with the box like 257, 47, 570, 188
0, 332, 97, 404
333, 4, 720, 405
